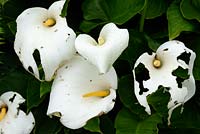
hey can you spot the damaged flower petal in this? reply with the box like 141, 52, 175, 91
0, 91, 35, 134
133, 40, 196, 115
14, 0, 76, 81
47, 55, 117, 129
75, 23, 129, 74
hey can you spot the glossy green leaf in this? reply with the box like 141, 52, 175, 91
147, 86, 170, 116
144, 34, 160, 51
159, 100, 200, 134
27, 77, 44, 111
142, 0, 169, 19
79, 20, 105, 33
7, 21, 16, 35
115, 108, 162, 134
81, 0, 145, 31
120, 30, 150, 67
84, 117, 101, 133
167, 1, 197, 40
181, 0, 200, 22
40, 81, 52, 98
0, 70, 28, 97
32, 100, 63, 134
170, 101, 200, 130
118, 75, 148, 119
0, 0, 9, 5
100, 115, 115, 134
60, 0, 70, 17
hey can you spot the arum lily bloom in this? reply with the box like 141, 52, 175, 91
133, 40, 196, 118
75, 23, 129, 74
14, 0, 76, 81
0, 91, 35, 134
47, 55, 117, 129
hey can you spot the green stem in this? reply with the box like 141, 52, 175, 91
139, 0, 148, 32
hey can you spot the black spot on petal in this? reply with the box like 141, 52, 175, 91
177, 51, 191, 65
9, 94, 16, 103
163, 48, 168, 51
135, 63, 150, 95
174, 101, 178, 105
28, 66, 34, 74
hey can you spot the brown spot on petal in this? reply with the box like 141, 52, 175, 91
98, 111, 104, 116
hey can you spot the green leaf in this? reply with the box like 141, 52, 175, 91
115, 108, 162, 134
33, 100, 63, 134
144, 34, 160, 51
120, 30, 150, 67
40, 81, 52, 98
172, 66, 189, 79
142, 0, 169, 19
167, 1, 197, 40
7, 21, 16, 35
100, 115, 115, 134
159, 100, 200, 134
170, 101, 200, 130
181, 0, 200, 22
60, 0, 70, 17
81, 0, 145, 31
118, 75, 148, 119
0, 69, 28, 97
27, 77, 44, 111
79, 20, 105, 33
147, 86, 170, 116
0, 0, 9, 5
84, 117, 101, 133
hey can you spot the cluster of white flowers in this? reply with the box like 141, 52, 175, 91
1, 0, 196, 133
10, 0, 128, 131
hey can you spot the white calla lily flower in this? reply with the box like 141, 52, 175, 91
47, 55, 117, 129
0, 91, 35, 134
75, 23, 129, 74
133, 40, 196, 118
14, 0, 76, 81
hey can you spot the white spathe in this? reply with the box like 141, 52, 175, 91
133, 40, 196, 114
0, 91, 35, 134
14, 0, 76, 81
75, 23, 129, 74
47, 55, 118, 129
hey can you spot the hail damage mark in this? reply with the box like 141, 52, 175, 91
33, 49, 45, 80
135, 63, 150, 95
9, 94, 16, 103
177, 51, 191, 65
172, 66, 189, 88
